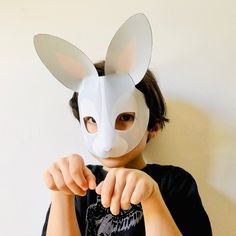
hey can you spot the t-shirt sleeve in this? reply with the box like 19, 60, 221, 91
41, 204, 51, 236
164, 167, 212, 236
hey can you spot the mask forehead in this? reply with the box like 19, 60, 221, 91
77, 73, 149, 158
101, 74, 139, 127
78, 73, 136, 128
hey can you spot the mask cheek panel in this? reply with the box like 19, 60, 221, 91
111, 90, 149, 155
111, 92, 138, 126
83, 116, 97, 133
115, 112, 135, 131
79, 98, 99, 135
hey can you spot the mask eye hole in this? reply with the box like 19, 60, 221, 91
84, 116, 97, 133
115, 112, 135, 131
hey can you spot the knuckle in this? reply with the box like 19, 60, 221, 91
116, 169, 127, 179
70, 168, 79, 177
110, 168, 118, 175
50, 162, 59, 172
43, 171, 57, 190
74, 177, 87, 187
128, 172, 137, 182
139, 179, 148, 190
70, 153, 83, 162
109, 168, 125, 179
57, 181, 66, 190
46, 181, 56, 190
71, 153, 80, 158
58, 157, 67, 166
65, 177, 74, 186
77, 179, 86, 186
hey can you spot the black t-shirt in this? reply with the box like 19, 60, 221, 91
41, 164, 212, 236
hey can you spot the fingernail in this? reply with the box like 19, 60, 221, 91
82, 186, 88, 191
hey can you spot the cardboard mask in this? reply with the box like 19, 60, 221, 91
34, 13, 153, 158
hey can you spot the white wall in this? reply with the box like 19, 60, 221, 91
0, 1, 235, 235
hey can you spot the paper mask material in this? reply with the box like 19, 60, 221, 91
34, 13, 153, 158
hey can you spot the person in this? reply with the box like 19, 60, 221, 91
34, 14, 212, 236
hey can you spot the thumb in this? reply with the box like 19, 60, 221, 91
95, 181, 104, 195
83, 167, 97, 190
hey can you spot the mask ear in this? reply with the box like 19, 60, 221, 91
34, 34, 98, 92
105, 13, 152, 85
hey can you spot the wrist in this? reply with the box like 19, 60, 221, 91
141, 184, 164, 212
47, 192, 81, 236
51, 191, 75, 205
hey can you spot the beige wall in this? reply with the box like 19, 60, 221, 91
0, 1, 235, 235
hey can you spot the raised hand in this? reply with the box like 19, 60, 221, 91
95, 167, 158, 215
44, 154, 96, 196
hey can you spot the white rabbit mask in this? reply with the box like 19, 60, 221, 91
34, 14, 153, 158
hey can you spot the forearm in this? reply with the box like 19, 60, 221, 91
142, 186, 182, 236
46, 192, 81, 236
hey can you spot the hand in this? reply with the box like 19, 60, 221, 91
95, 168, 158, 215
44, 154, 96, 196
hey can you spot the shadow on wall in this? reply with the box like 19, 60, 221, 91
144, 99, 236, 236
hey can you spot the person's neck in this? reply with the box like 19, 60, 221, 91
102, 154, 147, 171
126, 154, 147, 169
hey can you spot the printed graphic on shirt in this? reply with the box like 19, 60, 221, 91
85, 195, 143, 235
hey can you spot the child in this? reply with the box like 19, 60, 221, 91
35, 14, 212, 236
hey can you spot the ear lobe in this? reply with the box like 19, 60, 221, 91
148, 123, 159, 139
105, 13, 153, 85
148, 130, 158, 140
34, 34, 98, 92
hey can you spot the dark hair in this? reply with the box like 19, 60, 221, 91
69, 61, 169, 131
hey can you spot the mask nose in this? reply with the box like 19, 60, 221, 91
100, 133, 113, 152
92, 125, 128, 158
104, 146, 112, 152
93, 128, 115, 155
